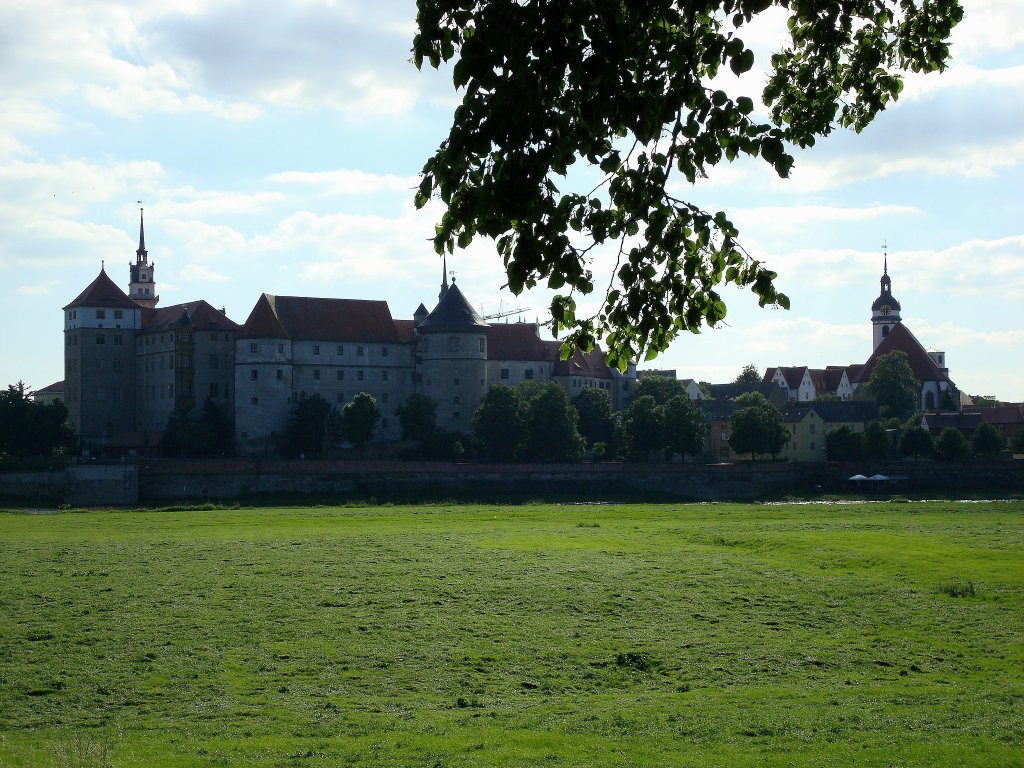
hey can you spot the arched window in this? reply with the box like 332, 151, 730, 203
925, 390, 936, 410
882, 325, 890, 337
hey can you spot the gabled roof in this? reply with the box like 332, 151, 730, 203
63, 268, 139, 310
854, 323, 949, 385
142, 301, 241, 333
552, 345, 613, 379
763, 366, 809, 389
239, 294, 404, 342
32, 381, 65, 397
487, 323, 553, 361
419, 282, 488, 331
974, 405, 1024, 427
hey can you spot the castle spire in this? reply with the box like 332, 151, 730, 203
136, 207, 148, 263
439, 252, 449, 302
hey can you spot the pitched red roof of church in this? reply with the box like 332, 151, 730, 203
486, 323, 554, 361
142, 301, 241, 332
63, 268, 139, 310
239, 294, 405, 342
854, 323, 948, 385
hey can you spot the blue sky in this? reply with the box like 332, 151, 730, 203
2, 0, 1022, 401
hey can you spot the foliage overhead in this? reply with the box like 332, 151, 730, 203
413, 0, 963, 368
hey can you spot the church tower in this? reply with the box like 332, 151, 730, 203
129, 208, 159, 307
871, 248, 901, 350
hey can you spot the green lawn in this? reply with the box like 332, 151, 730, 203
0, 502, 1021, 767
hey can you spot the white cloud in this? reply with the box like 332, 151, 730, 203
177, 263, 229, 282
16, 281, 60, 295
268, 169, 418, 196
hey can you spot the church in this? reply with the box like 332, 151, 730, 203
763, 253, 957, 410
62, 213, 636, 454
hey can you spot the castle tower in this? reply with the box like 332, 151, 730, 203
63, 266, 142, 448
417, 279, 489, 434
871, 248, 902, 350
129, 208, 159, 307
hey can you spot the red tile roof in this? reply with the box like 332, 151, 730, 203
553, 345, 613, 379
239, 294, 404, 342
63, 268, 139, 310
854, 323, 949, 385
486, 323, 553, 361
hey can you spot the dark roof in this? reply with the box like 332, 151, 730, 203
782, 401, 880, 424
394, 319, 416, 342
32, 380, 65, 396
419, 283, 488, 331
922, 411, 983, 436
973, 405, 1024, 427
854, 323, 949, 385
63, 268, 139, 311
706, 382, 778, 400
239, 294, 404, 342
142, 301, 241, 333
552, 345, 613, 379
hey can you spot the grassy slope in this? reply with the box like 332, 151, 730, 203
0, 502, 1021, 767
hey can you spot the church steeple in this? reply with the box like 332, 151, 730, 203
439, 252, 449, 302
870, 242, 901, 350
128, 206, 159, 308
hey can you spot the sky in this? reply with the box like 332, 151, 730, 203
2, 0, 1022, 402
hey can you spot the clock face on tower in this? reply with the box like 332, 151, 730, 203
881, 305, 891, 316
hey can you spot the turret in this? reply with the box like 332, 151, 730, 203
129, 208, 159, 307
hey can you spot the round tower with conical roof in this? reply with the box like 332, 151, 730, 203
416, 279, 489, 434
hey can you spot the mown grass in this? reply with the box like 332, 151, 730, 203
0, 501, 1021, 767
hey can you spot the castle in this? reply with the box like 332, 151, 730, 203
62, 213, 636, 454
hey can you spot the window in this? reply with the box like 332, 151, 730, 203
809, 424, 816, 434
336, 345, 344, 356
168, 355, 174, 370
168, 384, 173, 398
250, 343, 258, 353
337, 370, 344, 381
210, 333, 218, 341
448, 336, 460, 352
251, 369, 259, 381
313, 369, 321, 380
210, 382, 220, 398
113, 360, 123, 372
501, 368, 510, 380
113, 310, 123, 320
313, 344, 320, 356
381, 347, 388, 357
278, 343, 285, 354
96, 334, 106, 345
357, 370, 364, 381
210, 353, 219, 369
524, 369, 534, 380
251, 397, 259, 405
96, 309, 106, 319
810, 441, 815, 451
479, 338, 485, 352
381, 370, 389, 381
277, 369, 284, 381
382, 392, 390, 403
357, 346, 365, 357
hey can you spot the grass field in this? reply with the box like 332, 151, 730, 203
0, 501, 1021, 767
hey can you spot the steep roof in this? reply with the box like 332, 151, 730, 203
142, 301, 241, 333
552, 345, 613, 379
854, 323, 949, 385
394, 319, 417, 342
239, 294, 404, 342
63, 268, 139, 310
419, 282, 488, 331
487, 323, 553, 361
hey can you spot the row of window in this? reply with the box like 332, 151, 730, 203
250, 368, 387, 383
247, 342, 394, 358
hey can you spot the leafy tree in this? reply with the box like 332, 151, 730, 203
0, 382, 75, 459
970, 422, 1005, 458
282, 393, 340, 458
663, 394, 707, 461
735, 364, 761, 386
622, 395, 665, 462
523, 383, 583, 462
162, 398, 234, 458
728, 398, 788, 461
825, 425, 865, 462
635, 375, 685, 405
867, 351, 919, 419
571, 387, 614, 450
972, 395, 1000, 408
413, 0, 962, 367
341, 393, 381, 458
1011, 432, 1024, 455
863, 420, 892, 460
513, 380, 547, 402
396, 393, 438, 443
900, 423, 933, 458
473, 384, 525, 462
934, 427, 969, 461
